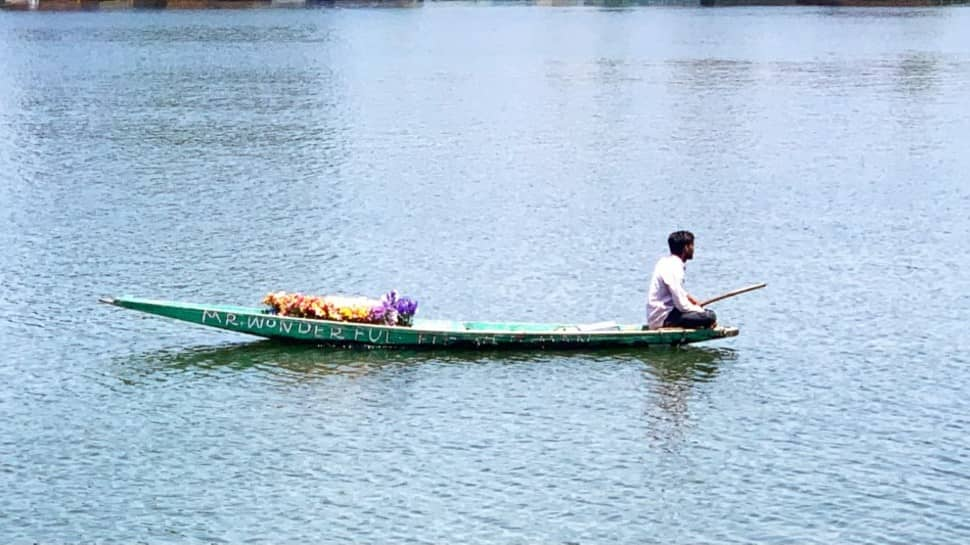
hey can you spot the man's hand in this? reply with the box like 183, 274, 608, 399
688, 294, 700, 306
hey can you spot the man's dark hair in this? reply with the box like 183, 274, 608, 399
668, 230, 694, 255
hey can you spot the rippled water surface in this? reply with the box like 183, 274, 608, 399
1, 4, 969, 543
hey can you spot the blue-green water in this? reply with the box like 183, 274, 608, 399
2, 4, 969, 543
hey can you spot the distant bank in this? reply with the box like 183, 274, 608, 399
1, 0, 967, 10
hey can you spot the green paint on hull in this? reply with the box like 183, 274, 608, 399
100, 297, 739, 348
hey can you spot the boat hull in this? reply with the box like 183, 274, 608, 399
100, 297, 739, 348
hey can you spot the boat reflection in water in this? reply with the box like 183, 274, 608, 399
116, 339, 736, 384
113, 340, 735, 452
639, 346, 738, 451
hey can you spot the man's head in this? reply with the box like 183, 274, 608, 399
668, 230, 695, 261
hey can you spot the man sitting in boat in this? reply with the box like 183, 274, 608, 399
646, 230, 717, 330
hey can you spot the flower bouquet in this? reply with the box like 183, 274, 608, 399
262, 290, 418, 327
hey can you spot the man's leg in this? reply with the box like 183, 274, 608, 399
664, 308, 717, 329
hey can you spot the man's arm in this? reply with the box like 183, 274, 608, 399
663, 266, 705, 313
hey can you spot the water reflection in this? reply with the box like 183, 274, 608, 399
643, 346, 732, 384
112, 340, 735, 455
819, 6, 949, 19
114, 341, 426, 384
2, 0, 961, 12
1, 0, 424, 11
115, 340, 736, 383
639, 347, 737, 450
895, 52, 940, 96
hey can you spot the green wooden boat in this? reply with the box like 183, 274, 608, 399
99, 296, 740, 348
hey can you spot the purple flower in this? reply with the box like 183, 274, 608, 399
374, 291, 418, 326
381, 290, 399, 306
393, 297, 418, 317
368, 304, 387, 322
369, 303, 398, 325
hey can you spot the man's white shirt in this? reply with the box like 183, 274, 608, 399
646, 254, 704, 329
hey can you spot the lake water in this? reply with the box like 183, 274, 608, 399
1, 3, 969, 543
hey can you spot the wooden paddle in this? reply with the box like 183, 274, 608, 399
699, 282, 766, 307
